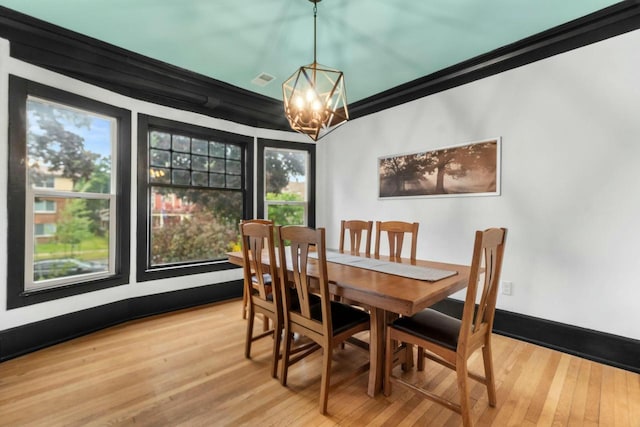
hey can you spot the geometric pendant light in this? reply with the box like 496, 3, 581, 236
282, 0, 349, 141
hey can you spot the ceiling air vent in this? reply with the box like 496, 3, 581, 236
251, 72, 275, 87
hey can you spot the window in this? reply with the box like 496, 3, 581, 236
35, 223, 57, 237
7, 76, 131, 308
32, 174, 55, 188
258, 139, 315, 227
34, 199, 56, 213
137, 115, 252, 281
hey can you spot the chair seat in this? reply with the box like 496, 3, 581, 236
311, 301, 370, 335
269, 289, 320, 312
299, 293, 321, 310
392, 309, 460, 351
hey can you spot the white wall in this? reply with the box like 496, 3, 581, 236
3, 28, 640, 341
317, 29, 640, 340
0, 37, 308, 330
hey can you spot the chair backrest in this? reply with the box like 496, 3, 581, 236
241, 219, 273, 226
339, 220, 373, 255
374, 221, 419, 260
277, 226, 332, 337
240, 221, 278, 301
240, 218, 276, 247
459, 228, 507, 348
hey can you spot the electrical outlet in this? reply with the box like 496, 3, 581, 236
502, 281, 513, 296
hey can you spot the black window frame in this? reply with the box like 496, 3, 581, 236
6, 75, 132, 309
257, 138, 316, 228
136, 114, 253, 282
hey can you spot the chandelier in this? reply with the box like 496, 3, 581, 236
282, 0, 348, 141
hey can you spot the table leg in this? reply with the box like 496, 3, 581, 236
368, 307, 385, 397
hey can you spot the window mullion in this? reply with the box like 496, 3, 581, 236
24, 184, 36, 291
32, 189, 112, 200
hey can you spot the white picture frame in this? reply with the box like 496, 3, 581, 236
378, 137, 501, 199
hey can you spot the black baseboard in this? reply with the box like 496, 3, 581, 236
0, 280, 242, 362
3, 287, 638, 376
431, 299, 640, 374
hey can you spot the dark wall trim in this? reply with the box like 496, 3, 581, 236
0, 280, 242, 362
349, 0, 640, 119
431, 298, 640, 375
2, 287, 638, 375
2, 3, 640, 128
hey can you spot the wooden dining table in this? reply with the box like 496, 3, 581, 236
226, 249, 471, 397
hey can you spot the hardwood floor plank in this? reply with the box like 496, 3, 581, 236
476, 340, 531, 426
523, 348, 561, 424
613, 367, 631, 426
583, 362, 602, 426
551, 355, 581, 425
628, 370, 640, 426
395, 398, 433, 426
0, 299, 638, 426
599, 364, 617, 426
567, 358, 591, 425
506, 345, 552, 425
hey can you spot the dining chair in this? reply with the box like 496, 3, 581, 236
339, 220, 373, 255
374, 221, 419, 261
374, 220, 420, 367
337, 219, 373, 312
240, 220, 282, 378
383, 228, 507, 427
240, 219, 274, 320
277, 225, 371, 414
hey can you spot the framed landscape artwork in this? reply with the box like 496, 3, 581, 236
378, 137, 501, 199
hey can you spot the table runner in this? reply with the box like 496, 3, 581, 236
310, 250, 457, 282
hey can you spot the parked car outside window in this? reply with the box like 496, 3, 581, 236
33, 259, 107, 281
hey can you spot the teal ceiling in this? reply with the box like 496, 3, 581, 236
0, 0, 622, 103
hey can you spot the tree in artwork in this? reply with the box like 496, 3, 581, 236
379, 140, 499, 197
424, 142, 497, 194
379, 153, 431, 194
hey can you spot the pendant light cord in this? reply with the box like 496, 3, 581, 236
313, 2, 318, 64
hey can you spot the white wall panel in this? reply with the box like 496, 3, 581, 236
318, 29, 640, 340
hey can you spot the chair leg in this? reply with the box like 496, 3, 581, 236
417, 347, 425, 371
271, 321, 282, 379
242, 286, 248, 319
245, 308, 254, 359
280, 330, 293, 386
402, 343, 414, 371
482, 343, 497, 407
319, 347, 332, 414
456, 359, 472, 427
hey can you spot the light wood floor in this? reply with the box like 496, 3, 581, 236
1, 299, 639, 426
